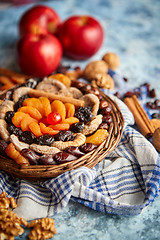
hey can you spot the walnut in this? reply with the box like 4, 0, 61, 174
83, 60, 108, 81
94, 73, 114, 89
102, 52, 120, 70
28, 218, 56, 240
0, 192, 17, 210
152, 128, 160, 152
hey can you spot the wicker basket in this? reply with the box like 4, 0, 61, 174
0, 90, 124, 181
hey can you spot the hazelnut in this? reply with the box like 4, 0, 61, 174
95, 73, 114, 89
102, 52, 120, 70
83, 60, 108, 81
152, 127, 160, 152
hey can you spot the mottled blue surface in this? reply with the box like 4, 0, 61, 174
0, 0, 160, 239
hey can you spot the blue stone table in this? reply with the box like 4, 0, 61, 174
0, 0, 160, 239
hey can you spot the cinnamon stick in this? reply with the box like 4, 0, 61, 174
29, 89, 85, 107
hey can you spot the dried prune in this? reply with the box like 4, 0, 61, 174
14, 94, 30, 111
7, 124, 23, 136
36, 134, 55, 146
70, 122, 85, 133
65, 146, 85, 157
5, 111, 15, 124
54, 152, 77, 164
21, 149, 39, 165
54, 130, 75, 142
80, 143, 98, 153
0, 139, 8, 155
75, 107, 93, 123
38, 155, 56, 165
19, 131, 36, 144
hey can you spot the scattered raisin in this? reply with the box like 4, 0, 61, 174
149, 89, 156, 98
36, 134, 55, 146
100, 104, 112, 115
70, 122, 85, 133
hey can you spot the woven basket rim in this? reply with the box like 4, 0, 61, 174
0, 91, 124, 181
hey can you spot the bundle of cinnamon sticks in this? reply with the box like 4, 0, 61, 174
124, 95, 155, 138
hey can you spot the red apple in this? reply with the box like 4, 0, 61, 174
57, 15, 104, 60
16, 33, 62, 77
19, 5, 61, 36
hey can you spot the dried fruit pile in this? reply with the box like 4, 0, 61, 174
0, 70, 114, 166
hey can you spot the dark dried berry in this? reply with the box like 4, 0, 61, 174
7, 124, 22, 136
102, 115, 112, 125
114, 92, 121, 99
100, 104, 112, 115
152, 113, 160, 119
54, 131, 75, 142
99, 123, 109, 130
19, 131, 36, 144
124, 91, 134, 98
38, 155, 56, 165
36, 134, 55, 146
5, 111, 15, 124
21, 149, 39, 165
0, 139, 8, 155
80, 143, 98, 153
14, 94, 30, 111
75, 107, 93, 123
123, 77, 128, 82
65, 146, 84, 157
70, 122, 85, 133
54, 152, 77, 164
71, 81, 87, 89
149, 89, 156, 98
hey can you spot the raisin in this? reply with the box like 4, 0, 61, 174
19, 131, 36, 144
80, 143, 98, 153
5, 111, 15, 124
36, 134, 55, 146
21, 149, 39, 165
54, 152, 77, 164
65, 146, 84, 157
75, 107, 93, 123
7, 124, 23, 136
14, 94, 30, 111
70, 122, 85, 133
54, 130, 75, 142
149, 89, 156, 98
0, 139, 8, 155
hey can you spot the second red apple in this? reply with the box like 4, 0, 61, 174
57, 15, 104, 60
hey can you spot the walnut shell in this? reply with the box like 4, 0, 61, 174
95, 73, 114, 90
152, 127, 160, 152
102, 52, 120, 70
83, 60, 108, 81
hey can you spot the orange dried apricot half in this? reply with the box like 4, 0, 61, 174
62, 117, 79, 125
48, 73, 71, 87
39, 97, 52, 117
5, 143, 29, 165
29, 122, 43, 137
85, 129, 109, 145
23, 98, 44, 116
39, 122, 59, 135
49, 123, 70, 131
51, 100, 66, 121
18, 106, 42, 121
21, 115, 38, 132
64, 103, 75, 118
12, 112, 29, 128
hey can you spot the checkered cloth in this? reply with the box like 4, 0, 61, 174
0, 73, 159, 221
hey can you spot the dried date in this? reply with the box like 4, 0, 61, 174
80, 143, 98, 153
54, 152, 77, 163
65, 146, 85, 157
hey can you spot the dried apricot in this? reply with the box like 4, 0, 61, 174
29, 122, 43, 137
39, 97, 52, 117
48, 73, 71, 87
62, 117, 79, 125
39, 122, 59, 135
5, 143, 29, 165
18, 106, 42, 121
23, 98, 44, 116
12, 112, 29, 128
85, 129, 109, 145
49, 123, 70, 131
21, 115, 38, 132
65, 103, 75, 118
51, 100, 66, 121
